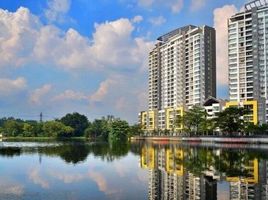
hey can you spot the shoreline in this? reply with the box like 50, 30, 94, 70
1, 137, 87, 142
131, 136, 268, 144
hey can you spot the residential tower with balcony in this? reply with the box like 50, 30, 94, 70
141, 25, 216, 133
228, 0, 268, 123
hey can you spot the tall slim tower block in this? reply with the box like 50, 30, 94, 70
228, 0, 268, 123
149, 25, 216, 110
141, 25, 216, 133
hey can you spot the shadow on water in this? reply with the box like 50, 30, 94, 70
0, 147, 21, 157
0, 141, 135, 164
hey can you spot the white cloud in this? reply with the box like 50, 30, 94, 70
45, 0, 71, 23
171, 0, 184, 13
90, 19, 153, 71
30, 84, 52, 105
46, 74, 148, 123
0, 7, 153, 122
91, 19, 135, 67
90, 78, 117, 102
33, 26, 91, 70
214, 5, 237, 86
53, 90, 88, 102
0, 7, 40, 68
148, 16, 166, 26
190, 0, 206, 11
0, 77, 27, 96
88, 74, 148, 122
0, 7, 153, 74
132, 15, 143, 23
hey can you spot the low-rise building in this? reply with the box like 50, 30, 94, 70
203, 98, 258, 125
225, 100, 258, 125
140, 98, 260, 134
139, 107, 184, 134
139, 110, 158, 131
165, 107, 184, 132
203, 97, 225, 120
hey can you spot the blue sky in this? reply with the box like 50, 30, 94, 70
0, 0, 248, 123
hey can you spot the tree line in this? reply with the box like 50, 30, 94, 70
149, 106, 268, 136
0, 113, 142, 142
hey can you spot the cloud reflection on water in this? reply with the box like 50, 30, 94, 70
29, 168, 50, 189
0, 142, 147, 200
0, 179, 24, 196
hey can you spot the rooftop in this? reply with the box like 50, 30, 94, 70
157, 25, 196, 42
245, 0, 268, 11
203, 96, 225, 107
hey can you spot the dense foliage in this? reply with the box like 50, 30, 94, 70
84, 116, 139, 143
180, 106, 268, 136
215, 107, 250, 136
183, 106, 207, 135
109, 120, 129, 142
42, 121, 74, 137
0, 113, 142, 141
60, 113, 88, 137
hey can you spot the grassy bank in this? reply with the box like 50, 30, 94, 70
2, 137, 88, 142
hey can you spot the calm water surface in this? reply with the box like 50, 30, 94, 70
1, 141, 268, 200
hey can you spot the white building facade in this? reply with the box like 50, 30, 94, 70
228, 0, 268, 123
148, 25, 216, 110
143, 25, 216, 133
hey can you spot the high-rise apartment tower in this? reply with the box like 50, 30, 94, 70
148, 25, 216, 111
228, 0, 268, 123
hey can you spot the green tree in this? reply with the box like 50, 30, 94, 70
3, 120, 23, 137
85, 119, 110, 140
109, 120, 129, 143
175, 115, 183, 134
34, 123, 44, 137
183, 106, 207, 135
259, 123, 268, 135
216, 107, 249, 136
244, 123, 268, 136
60, 112, 88, 137
200, 118, 217, 135
22, 123, 35, 137
42, 121, 74, 138
0, 117, 8, 127
163, 129, 170, 136
0, 127, 4, 134
127, 124, 143, 137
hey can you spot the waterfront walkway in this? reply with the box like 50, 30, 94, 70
131, 136, 268, 144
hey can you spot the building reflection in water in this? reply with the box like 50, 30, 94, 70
140, 144, 268, 200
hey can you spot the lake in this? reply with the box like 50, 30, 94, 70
0, 141, 268, 199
